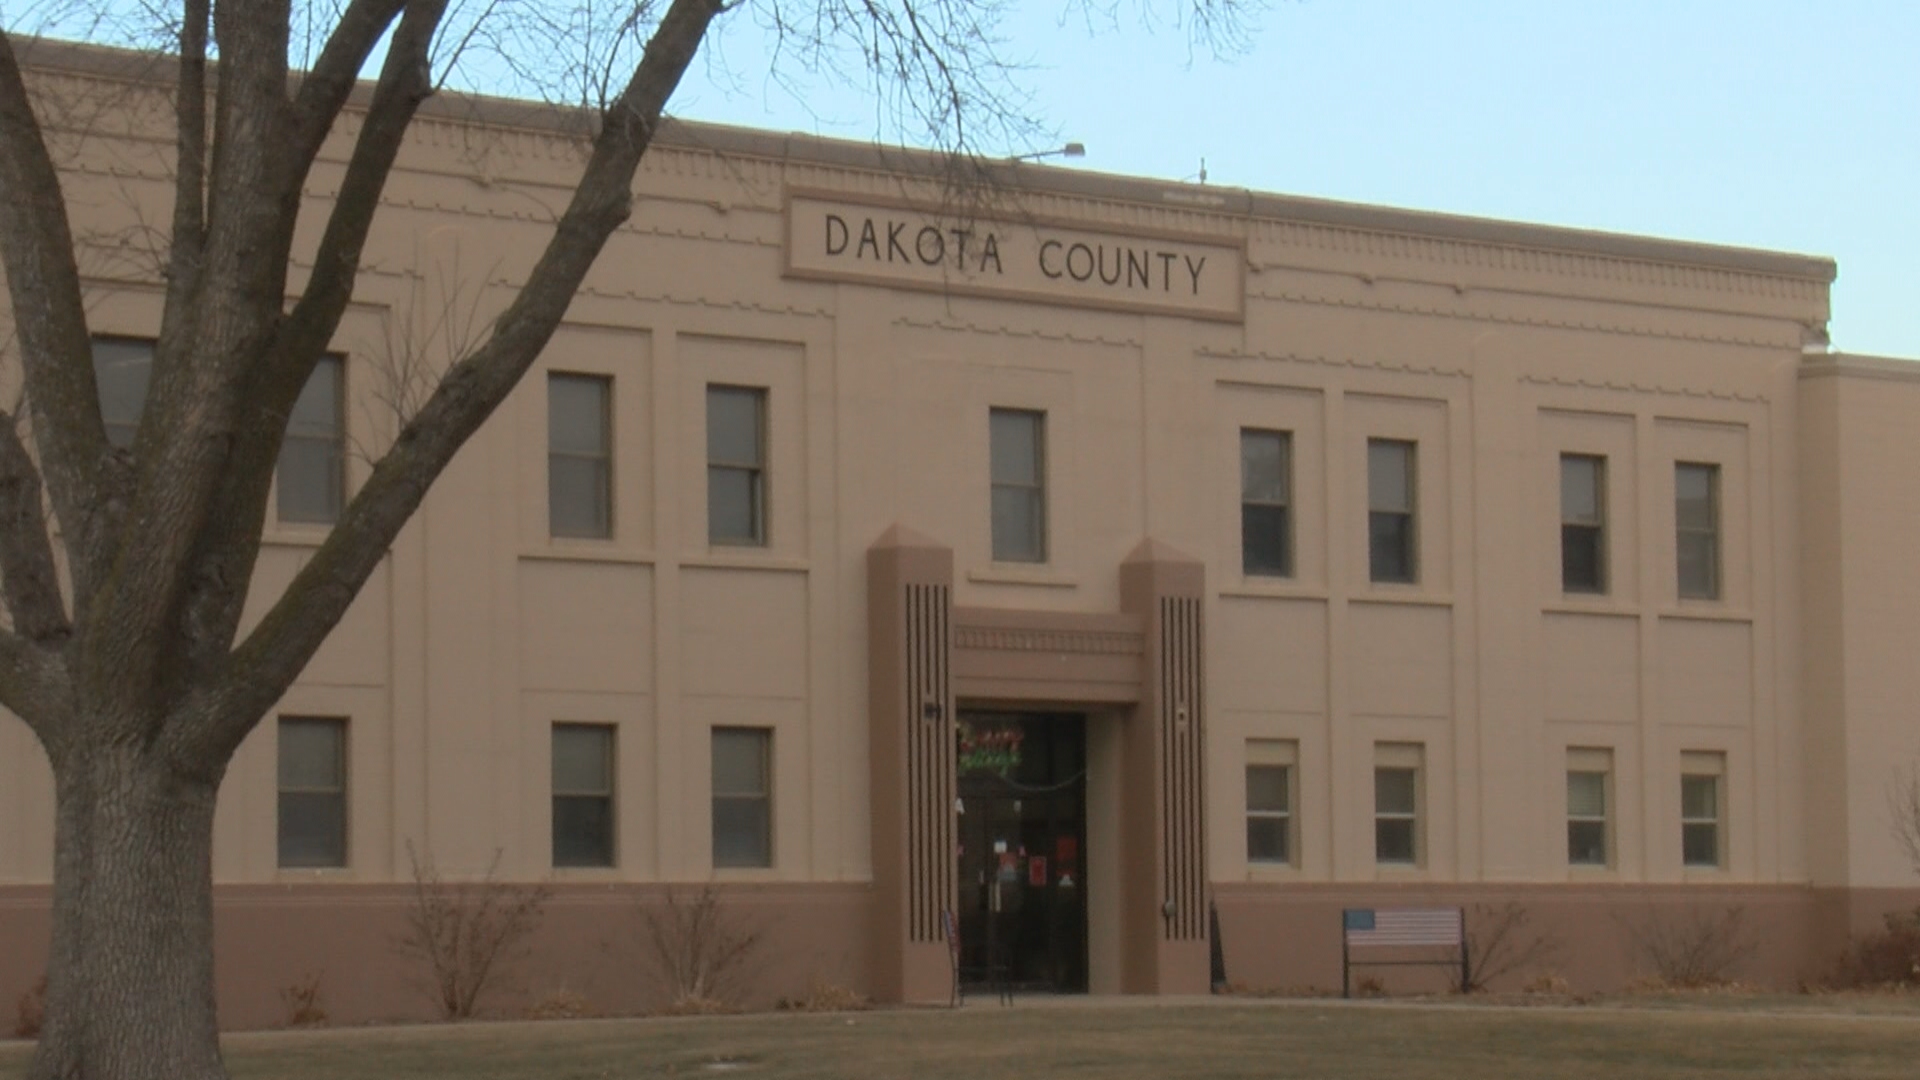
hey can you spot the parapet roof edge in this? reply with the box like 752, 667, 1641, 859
18, 36, 1838, 286
1799, 353, 1920, 381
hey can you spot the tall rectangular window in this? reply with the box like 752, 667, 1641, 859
548, 374, 612, 538
1566, 748, 1612, 867
1680, 751, 1725, 869
1373, 743, 1423, 866
552, 723, 615, 868
277, 355, 345, 524
990, 408, 1046, 563
1675, 462, 1720, 600
1561, 454, 1606, 594
92, 338, 153, 450
1245, 739, 1297, 866
1240, 430, 1292, 577
1367, 439, 1417, 584
712, 727, 772, 869
277, 717, 347, 869
707, 385, 767, 545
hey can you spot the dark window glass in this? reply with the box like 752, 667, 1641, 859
1241, 430, 1292, 577
1367, 439, 1416, 583
1675, 463, 1720, 600
548, 374, 612, 538
1374, 765, 1419, 864
1561, 454, 1605, 594
1680, 770, 1721, 868
713, 727, 772, 868
1567, 769, 1609, 866
278, 355, 345, 524
1245, 762, 1292, 864
91, 338, 152, 450
552, 723, 615, 868
707, 385, 767, 545
278, 717, 347, 868
989, 409, 1046, 562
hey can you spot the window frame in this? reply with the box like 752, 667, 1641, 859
551, 722, 617, 869
276, 716, 348, 870
1674, 462, 1721, 601
1372, 743, 1423, 867
1560, 453, 1607, 595
547, 372, 614, 540
1566, 747, 1613, 869
1367, 438, 1418, 584
1240, 428, 1293, 578
276, 353, 347, 525
989, 407, 1048, 564
706, 384, 768, 546
1245, 739, 1298, 867
712, 726, 774, 870
1680, 751, 1726, 870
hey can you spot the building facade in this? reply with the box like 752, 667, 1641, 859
3, 45, 1920, 1028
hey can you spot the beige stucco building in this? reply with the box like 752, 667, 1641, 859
4, 44, 1920, 1027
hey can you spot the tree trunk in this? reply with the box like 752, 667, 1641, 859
30, 742, 227, 1080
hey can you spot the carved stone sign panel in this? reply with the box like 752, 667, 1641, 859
785, 192, 1245, 322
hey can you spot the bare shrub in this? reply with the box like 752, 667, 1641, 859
638, 885, 762, 1013
1618, 905, 1758, 988
278, 971, 327, 1028
777, 981, 873, 1013
1463, 903, 1566, 992
1828, 908, 1920, 989
1522, 973, 1572, 996
524, 987, 593, 1021
1352, 974, 1387, 998
395, 845, 551, 1020
13, 976, 45, 1039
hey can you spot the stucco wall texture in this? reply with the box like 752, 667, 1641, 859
4, 43, 1920, 1029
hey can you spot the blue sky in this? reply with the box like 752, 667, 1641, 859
666, 1, 1918, 357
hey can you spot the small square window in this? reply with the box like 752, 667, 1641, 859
553, 723, 615, 868
549, 374, 613, 538
1567, 748, 1613, 867
1561, 455, 1606, 594
989, 408, 1047, 563
713, 727, 772, 869
1373, 743, 1422, 866
707, 385, 768, 546
1680, 751, 1725, 869
1245, 739, 1297, 866
278, 717, 347, 869
278, 355, 346, 525
1367, 439, 1417, 584
1241, 430, 1292, 577
1675, 463, 1721, 600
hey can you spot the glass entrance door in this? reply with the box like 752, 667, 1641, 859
955, 712, 1088, 993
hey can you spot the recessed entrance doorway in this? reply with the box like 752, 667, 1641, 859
955, 711, 1089, 993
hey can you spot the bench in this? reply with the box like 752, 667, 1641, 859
1341, 907, 1467, 997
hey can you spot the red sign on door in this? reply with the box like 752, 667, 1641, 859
1029, 856, 1048, 887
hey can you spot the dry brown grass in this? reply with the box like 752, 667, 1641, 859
5, 998, 1920, 1079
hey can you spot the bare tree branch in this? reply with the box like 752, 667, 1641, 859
159, 0, 209, 336
194, 0, 728, 760
288, 0, 412, 164
0, 408, 70, 646
0, 32, 112, 584
155, 0, 452, 702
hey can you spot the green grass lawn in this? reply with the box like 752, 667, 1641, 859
7, 998, 1920, 1079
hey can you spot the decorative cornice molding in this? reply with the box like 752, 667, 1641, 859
1247, 287, 1805, 351
1201, 348, 1471, 381
1517, 373, 1769, 404
892, 315, 1141, 349
954, 625, 1144, 656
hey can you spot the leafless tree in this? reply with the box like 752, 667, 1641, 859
0, 3, 1253, 1078
1462, 902, 1565, 993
